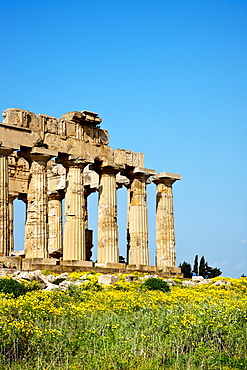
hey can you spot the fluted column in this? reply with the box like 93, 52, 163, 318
9, 194, 17, 254
61, 157, 90, 261
0, 148, 13, 256
84, 186, 96, 261
125, 167, 155, 265
153, 172, 181, 268
95, 164, 120, 263
48, 191, 63, 256
23, 148, 57, 258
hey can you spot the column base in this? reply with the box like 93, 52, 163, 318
61, 260, 93, 268
22, 258, 60, 270
157, 266, 182, 274
0, 256, 22, 269
127, 264, 157, 271
95, 262, 126, 269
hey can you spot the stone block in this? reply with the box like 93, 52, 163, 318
182, 281, 198, 287
0, 256, 22, 269
60, 260, 93, 267
13, 271, 32, 281
12, 269, 48, 284
0, 268, 15, 277
160, 266, 181, 273
213, 280, 231, 286
126, 265, 157, 271
165, 278, 177, 286
59, 280, 75, 290
22, 258, 59, 270
98, 274, 118, 285
56, 272, 70, 279
47, 274, 56, 283
95, 262, 126, 269
29, 270, 48, 283
192, 275, 204, 282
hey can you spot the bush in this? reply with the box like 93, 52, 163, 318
142, 278, 170, 293
0, 278, 28, 297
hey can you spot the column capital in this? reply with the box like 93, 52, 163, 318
152, 172, 182, 185
9, 192, 18, 201
48, 190, 64, 201
20, 147, 58, 163
116, 173, 130, 189
57, 154, 91, 169
0, 141, 20, 156
90, 161, 123, 176
123, 167, 156, 181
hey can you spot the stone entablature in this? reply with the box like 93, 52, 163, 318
0, 108, 181, 273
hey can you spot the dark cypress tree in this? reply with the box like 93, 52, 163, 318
179, 262, 192, 278
193, 255, 198, 275
199, 256, 207, 277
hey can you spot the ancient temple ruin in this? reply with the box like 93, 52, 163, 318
0, 108, 181, 274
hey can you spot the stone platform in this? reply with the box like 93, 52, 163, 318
0, 256, 182, 277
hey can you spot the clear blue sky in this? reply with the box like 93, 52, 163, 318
1, 0, 246, 277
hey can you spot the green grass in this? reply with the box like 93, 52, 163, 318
0, 277, 246, 369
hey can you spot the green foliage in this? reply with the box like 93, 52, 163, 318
81, 281, 103, 291
199, 256, 206, 276
0, 277, 246, 369
180, 256, 221, 279
0, 278, 41, 298
67, 281, 102, 298
142, 278, 170, 292
204, 263, 222, 278
199, 256, 222, 278
193, 255, 198, 276
20, 279, 41, 293
41, 270, 56, 276
35, 140, 48, 148
0, 278, 27, 298
179, 261, 192, 278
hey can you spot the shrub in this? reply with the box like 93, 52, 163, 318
0, 278, 41, 298
142, 278, 170, 293
0, 278, 27, 297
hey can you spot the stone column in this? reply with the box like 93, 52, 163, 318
23, 148, 57, 259
125, 167, 155, 265
126, 186, 131, 264
0, 148, 13, 256
152, 172, 181, 268
48, 191, 63, 256
95, 164, 120, 264
8, 194, 17, 254
61, 157, 90, 261
83, 186, 96, 261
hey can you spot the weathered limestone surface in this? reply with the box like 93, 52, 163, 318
0, 148, 13, 255
125, 167, 156, 265
0, 108, 181, 275
23, 148, 57, 259
153, 172, 181, 268
83, 186, 96, 261
8, 194, 16, 253
98, 274, 118, 285
61, 157, 90, 261
48, 191, 63, 256
95, 164, 121, 264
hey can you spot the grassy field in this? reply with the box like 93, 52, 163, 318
0, 273, 246, 370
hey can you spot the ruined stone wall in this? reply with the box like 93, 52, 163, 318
0, 108, 181, 274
